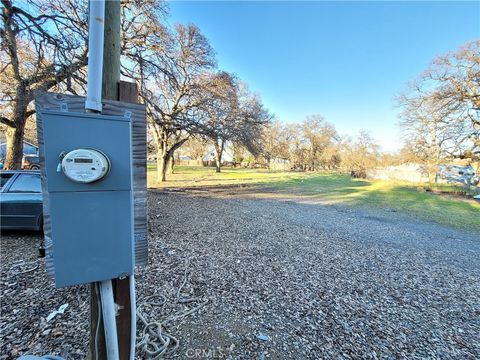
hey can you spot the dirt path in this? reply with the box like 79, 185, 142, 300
1, 191, 479, 359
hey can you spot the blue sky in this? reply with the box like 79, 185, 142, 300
168, 1, 480, 152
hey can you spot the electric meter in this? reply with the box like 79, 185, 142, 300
61, 148, 111, 183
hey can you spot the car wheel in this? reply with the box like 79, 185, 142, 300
30, 165, 40, 170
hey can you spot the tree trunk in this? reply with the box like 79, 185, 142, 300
159, 154, 168, 182
151, 131, 188, 182
214, 140, 224, 173
168, 153, 174, 174
156, 148, 168, 183
427, 161, 438, 183
4, 84, 29, 170
214, 157, 221, 172
4, 125, 24, 169
265, 156, 271, 170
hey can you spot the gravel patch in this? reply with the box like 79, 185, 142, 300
1, 191, 479, 359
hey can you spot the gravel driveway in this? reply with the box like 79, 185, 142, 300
1, 190, 479, 359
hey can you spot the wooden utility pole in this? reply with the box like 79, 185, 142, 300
102, 0, 121, 101
89, 1, 137, 360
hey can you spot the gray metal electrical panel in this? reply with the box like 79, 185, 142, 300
39, 110, 134, 288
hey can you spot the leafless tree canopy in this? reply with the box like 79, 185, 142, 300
398, 40, 480, 178
341, 130, 379, 178
2, 1, 476, 179
133, 23, 220, 181
1, 0, 89, 168
0, 0, 170, 169
261, 115, 343, 171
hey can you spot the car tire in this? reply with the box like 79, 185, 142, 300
30, 165, 40, 170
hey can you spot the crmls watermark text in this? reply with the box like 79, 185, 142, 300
185, 347, 227, 358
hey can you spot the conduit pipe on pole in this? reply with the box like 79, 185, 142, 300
85, 0, 106, 112
129, 275, 137, 360
99, 280, 120, 360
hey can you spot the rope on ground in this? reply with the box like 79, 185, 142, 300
9, 260, 39, 275
136, 258, 209, 359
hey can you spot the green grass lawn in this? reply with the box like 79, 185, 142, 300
147, 164, 309, 187
148, 165, 480, 231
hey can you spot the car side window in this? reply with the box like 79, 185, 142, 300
1, 173, 14, 189
7, 174, 42, 193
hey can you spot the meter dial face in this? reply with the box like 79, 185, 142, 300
61, 149, 111, 183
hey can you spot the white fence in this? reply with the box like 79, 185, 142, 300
367, 163, 430, 183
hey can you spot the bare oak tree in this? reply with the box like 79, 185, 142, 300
341, 130, 379, 178
398, 40, 480, 176
261, 120, 290, 167
301, 115, 338, 171
182, 136, 208, 164
1, 0, 169, 169
1, 0, 88, 168
235, 86, 272, 160
424, 40, 480, 134
138, 24, 217, 182
199, 72, 239, 172
200, 76, 271, 172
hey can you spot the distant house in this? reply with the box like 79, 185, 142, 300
0, 141, 38, 159
202, 145, 234, 163
178, 155, 193, 161
269, 157, 291, 171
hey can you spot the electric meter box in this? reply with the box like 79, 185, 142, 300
39, 110, 134, 288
